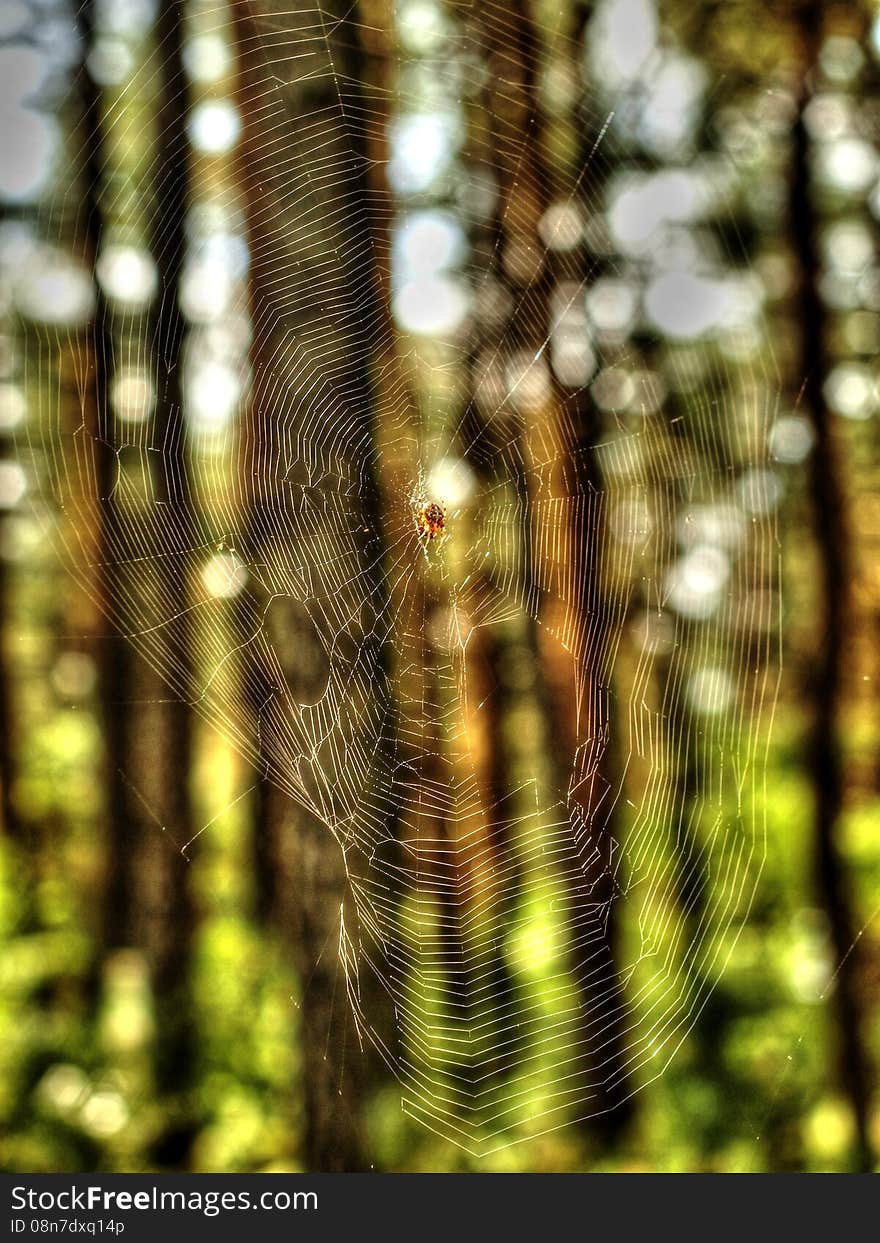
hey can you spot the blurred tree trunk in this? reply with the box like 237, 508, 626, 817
567, 1, 634, 1135
791, 0, 874, 1173
147, 0, 197, 1158
76, 0, 132, 964
469, 0, 633, 1133
233, 0, 386, 1170
0, 581, 14, 838
78, 0, 198, 1166
0, 249, 20, 842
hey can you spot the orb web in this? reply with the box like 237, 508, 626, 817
16, 0, 779, 1154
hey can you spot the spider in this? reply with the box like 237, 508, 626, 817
416, 499, 447, 542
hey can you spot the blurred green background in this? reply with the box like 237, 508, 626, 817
1, 0, 879, 1173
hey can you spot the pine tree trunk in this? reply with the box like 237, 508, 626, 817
791, 0, 874, 1172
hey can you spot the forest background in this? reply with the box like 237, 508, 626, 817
1, 0, 879, 1173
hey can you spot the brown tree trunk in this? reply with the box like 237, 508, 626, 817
78, 0, 198, 1166
791, 0, 874, 1172
468, 0, 633, 1133
148, 0, 197, 1158
232, 0, 393, 1169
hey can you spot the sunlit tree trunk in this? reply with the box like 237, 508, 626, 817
467, 0, 633, 1134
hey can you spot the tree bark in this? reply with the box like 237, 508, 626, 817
791, 0, 873, 1173
148, 0, 197, 1157
232, 0, 393, 1169
78, 0, 197, 1166
467, 0, 633, 1133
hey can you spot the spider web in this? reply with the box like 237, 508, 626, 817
19, 0, 779, 1154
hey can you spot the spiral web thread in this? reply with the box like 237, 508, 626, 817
23, 0, 779, 1154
